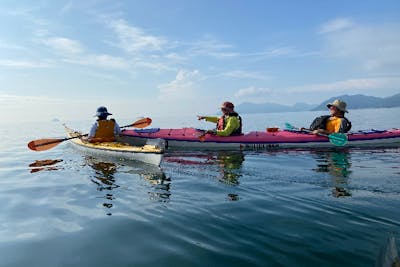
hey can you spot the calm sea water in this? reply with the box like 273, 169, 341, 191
0, 108, 400, 267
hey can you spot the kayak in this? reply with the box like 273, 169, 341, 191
65, 127, 164, 166
119, 127, 400, 150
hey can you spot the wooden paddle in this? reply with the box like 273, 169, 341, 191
285, 122, 348, 146
197, 129, 215, 142
27, 117, 152, 152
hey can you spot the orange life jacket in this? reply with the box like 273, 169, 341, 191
90, 120, 115, 142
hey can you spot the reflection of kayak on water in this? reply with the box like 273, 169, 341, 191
65, 126, 164, 166
120, 127, 400, 150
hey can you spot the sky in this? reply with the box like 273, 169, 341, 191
0, 0, 399, 122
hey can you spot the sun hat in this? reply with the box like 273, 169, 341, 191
95, 106, 112, 117
327, 99, 348, 113
221, 101, 234, 110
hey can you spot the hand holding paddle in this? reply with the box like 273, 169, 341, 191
284, 122, 348, 146
197, 129, 216, 142
28, 117, 152, 152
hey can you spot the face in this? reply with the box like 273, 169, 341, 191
329, 105, 343, 116
221, 107, 231, 114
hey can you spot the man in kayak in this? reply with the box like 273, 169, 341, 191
87, 106, 121, 142
197, 101, 242, 136
309, 99, 352, 135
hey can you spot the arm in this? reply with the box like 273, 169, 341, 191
88, 122, 98, 138
114, 121, 121, 135
202, 116, 219, 123
312, 129, 331, 135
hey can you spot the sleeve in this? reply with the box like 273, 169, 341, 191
89, 122, 98, 137
338, 119, 351, 133
216, 117, 239, 136
204, 116, 219, 123
114, 122, 121, 135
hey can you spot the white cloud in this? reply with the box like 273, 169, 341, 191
158, 70, 201, 99
189, 37, 239, 58
0, 41, 26, 51
286, 77, 400, 93
221, 70, 269, 80
256, 46, 297, 58
109, 19, 167, 53
320, 19, 400, 72
234, 86, 273, 98
0, 59, 51, 68
319, 18, 354, 34
43, 37, 84, 54
63, 54, 129, 69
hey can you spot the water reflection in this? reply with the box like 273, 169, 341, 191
312, 149, 352, 197
215, 151, 245, 186
165, 151, 245, 200
84, 156, 170, 215
28, 159, 63, 173
85, 158, 119, 216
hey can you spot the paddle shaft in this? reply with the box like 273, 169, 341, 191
42, 134, 88, 146
299, 128, 345, 142
284, 122, 347, 145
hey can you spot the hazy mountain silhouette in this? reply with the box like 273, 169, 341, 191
312, 93, 400, 110
237, 93, 400, 113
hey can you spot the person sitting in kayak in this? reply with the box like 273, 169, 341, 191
197, 101, 242, 136
309, 99, 351, 135
87, 106, 121, 142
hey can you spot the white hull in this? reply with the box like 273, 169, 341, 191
66, 128, 164, 166
69, 141, 163, 166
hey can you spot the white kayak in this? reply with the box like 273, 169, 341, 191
65, 126, 164, 166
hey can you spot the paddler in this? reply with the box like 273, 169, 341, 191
197, 101, 242, 136
87, 106, 121, 142
309, 99, 352, 135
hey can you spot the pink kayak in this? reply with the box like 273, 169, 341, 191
119, 127, 400, 149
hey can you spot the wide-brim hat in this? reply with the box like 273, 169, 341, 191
95, 106, 112, 117
327, 99, 348, 113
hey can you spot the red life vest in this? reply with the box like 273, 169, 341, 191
217, 116, 225, 130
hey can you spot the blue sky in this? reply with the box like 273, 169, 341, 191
0, 0, 399, 122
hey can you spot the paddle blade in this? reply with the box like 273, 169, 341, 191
284, 122, 295, 130
28, 139, 64, 151
328, 133, 348, 146
131, 117, 152, 128
199, 134, 206, 142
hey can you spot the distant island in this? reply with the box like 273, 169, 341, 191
237, 93, 400, 114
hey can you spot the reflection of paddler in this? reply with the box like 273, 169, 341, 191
313, 150, 352, 197
216, 151, 245, 185
143, 172, 171, 202
85, 158, 118, 216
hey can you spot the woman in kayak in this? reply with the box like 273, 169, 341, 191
197, 101, 242, 136
87, 106, 121, 142
309, 99, 352, 135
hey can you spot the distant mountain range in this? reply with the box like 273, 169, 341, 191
237, 93, 400, 114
